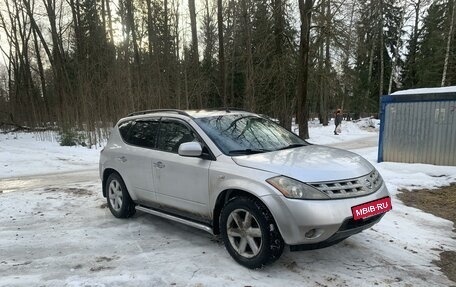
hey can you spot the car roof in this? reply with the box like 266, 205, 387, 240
186, 109, 256, 118
122, 109, 256, 120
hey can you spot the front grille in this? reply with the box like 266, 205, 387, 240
309, 170, 382, 199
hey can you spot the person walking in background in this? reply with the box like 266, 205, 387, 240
334, 109, 342, 135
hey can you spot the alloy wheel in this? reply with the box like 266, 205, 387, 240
108, 179, 123, 211
226, 208, 263, 258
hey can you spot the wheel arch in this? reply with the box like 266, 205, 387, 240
212, 189, 272, 235
102, 168, 118, 197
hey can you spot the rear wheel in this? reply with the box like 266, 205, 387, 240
220, 196, 284, 269
106, 172, 136, 218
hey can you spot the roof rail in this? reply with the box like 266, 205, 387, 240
127, 109, 192, 118
209, 107, 247, 113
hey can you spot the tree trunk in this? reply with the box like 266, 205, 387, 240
297, 0, 313, 140
229, 0, 237, 106
409, 0, 421, 88
162, 0, 170, 108
388, 6, 405, 94
189, 0, 199, 65
126, 0, 140, 67
105, 0, 115, 42
189, 0, 201, 107
174, 0, 181, 109
366, 36, 376, 112
32, 27, 50, 120
442, 0, 455, 87
318, 3, 324, 124
241, 0, 254, 111
22, 0, 53, 66
185, 66, 189, 109
101, 0, 107, 35
378, 0, 384, 97
322, 0, 330, 126
217, 0, 226, 106
42, 0, 73, 124
273, 0, 291, 130
341, 0, 355, 111
146, 0, 156, 108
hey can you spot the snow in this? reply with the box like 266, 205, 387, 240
0, 132, 100, 179
1, 120, 456, 286
390, 85, 456, 95
306, 117, 380, 147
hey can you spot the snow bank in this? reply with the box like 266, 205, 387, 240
391, 86, 456, 95
0, 132, 100, 179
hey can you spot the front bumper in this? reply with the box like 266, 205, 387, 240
289, 213, 384, 251
261, 182, 390, 245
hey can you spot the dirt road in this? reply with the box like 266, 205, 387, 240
325, 135, 379, 150
1, 169, 98, 193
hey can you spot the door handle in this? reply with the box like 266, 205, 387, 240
154, 161, 165, 168
116, 156, 127, 163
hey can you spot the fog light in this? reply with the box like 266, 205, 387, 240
305, 229, 317, 238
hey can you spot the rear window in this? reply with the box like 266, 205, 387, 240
127, 120, 160, 148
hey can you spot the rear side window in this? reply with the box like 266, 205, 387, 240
157, 121, 196, 153
127, 120, 160, 148
118, 120, 132, 140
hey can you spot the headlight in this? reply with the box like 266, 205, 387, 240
266, 176, 330, 199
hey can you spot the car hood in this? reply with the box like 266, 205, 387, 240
231, 145, 374, 182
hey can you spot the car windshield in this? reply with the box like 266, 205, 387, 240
194, 114, 308, 155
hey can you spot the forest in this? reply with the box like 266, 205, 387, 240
0, 0, 455, 143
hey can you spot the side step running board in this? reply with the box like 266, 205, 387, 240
135, 205, 213, 235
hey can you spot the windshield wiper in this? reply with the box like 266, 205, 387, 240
278, 143, 306, 150
228, 149, 269, 155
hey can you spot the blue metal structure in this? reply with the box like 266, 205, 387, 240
378, 87, 456, 166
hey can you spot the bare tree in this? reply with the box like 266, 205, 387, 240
105, 0, 115, 42
378, 0, 384, 97
217, 0, 226, 106
322, 0, 331, 126
32, 27, 49, 119
341, 0, 355, 111
297, 0, 314, 139
241, 0, 255, 110
188, 0, 202, 107
442, 0, 456, 86
173, 0, 182, 108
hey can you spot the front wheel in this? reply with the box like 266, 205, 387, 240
220, 197, 284, 269
106, 172, 136, 218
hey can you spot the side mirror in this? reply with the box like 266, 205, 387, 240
178, 142, 202, 157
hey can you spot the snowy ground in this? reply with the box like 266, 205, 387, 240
0, 132, 99, 179
1, 119, 456, 287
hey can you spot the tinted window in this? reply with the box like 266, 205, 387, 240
157, 121, 196, 153
127, 120, 159, 148
194, 115, 307, 155
118, 120, 132, 140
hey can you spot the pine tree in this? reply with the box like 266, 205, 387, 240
413, 1, 448, 87
353, 0, 403, 116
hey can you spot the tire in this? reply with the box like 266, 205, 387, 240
105, 172, 136, 218
220, 196, 284, 269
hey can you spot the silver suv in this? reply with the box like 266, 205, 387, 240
99, 109, 391, 268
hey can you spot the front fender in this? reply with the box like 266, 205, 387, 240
208, 160, 280, 217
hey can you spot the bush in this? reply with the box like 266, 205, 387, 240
59, 129, 86, 146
